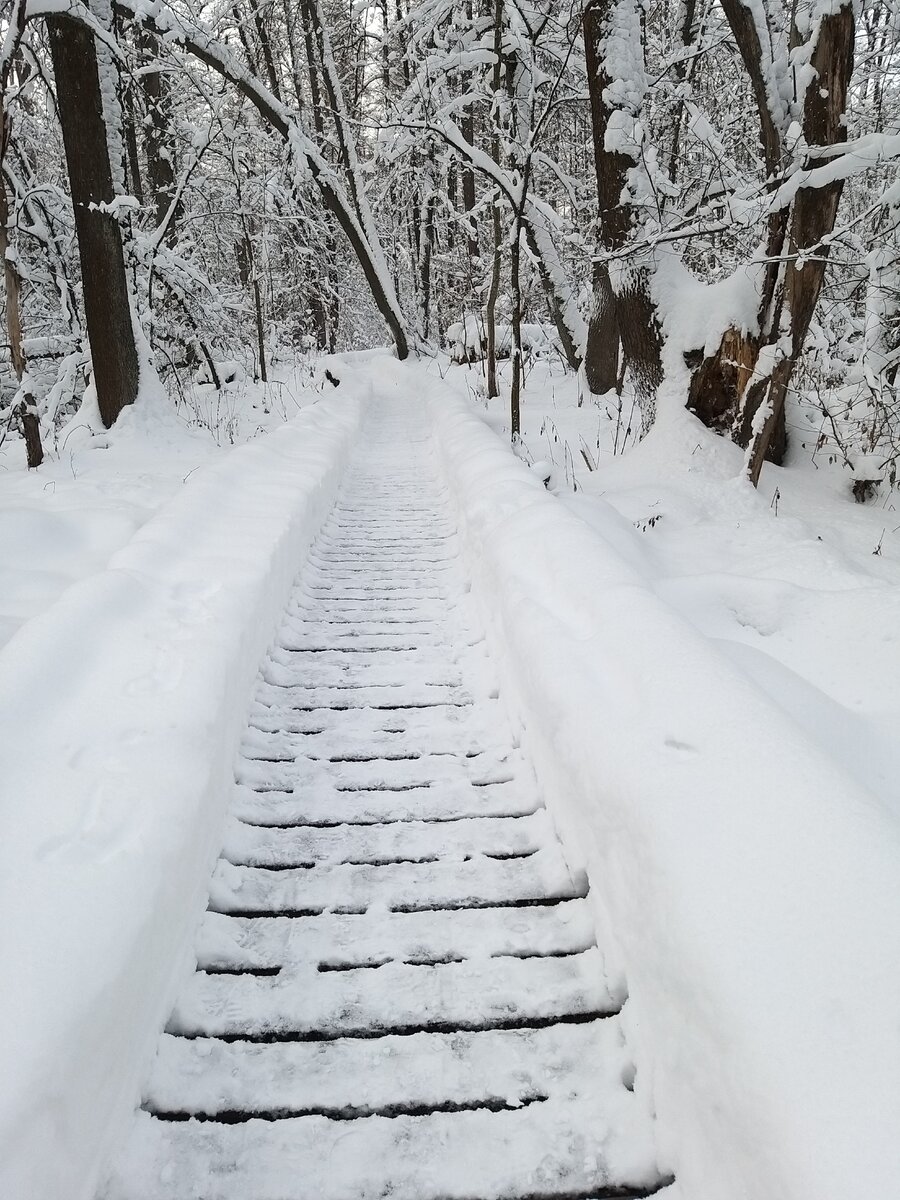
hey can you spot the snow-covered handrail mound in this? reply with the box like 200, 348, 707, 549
422, 372, 900, 1200
0, 389, 362, 1200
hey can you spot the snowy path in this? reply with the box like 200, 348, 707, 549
101, 396, 670, 1200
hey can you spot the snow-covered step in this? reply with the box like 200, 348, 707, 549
305, 558, 456, 574
101, 395, 667, 1200
260, 657, 463, 689
267, 644, 464, 672
299, 585, 457, 603
167, 949, 612, 1041
231, 779, 542, 826
235, 749, 517, 790
242, 716, 497, 756
283, 603, 456, 626
103, 1098, 666, 1200
325, 519, 457, 532
207, 844, 583, 916
196, 898, 598, 971
245, 705, 497, 748
142, 1019, 627, 1119
278, 620, 453, 642
253, 679, 472, 710
280, 614, 451, 632
238, 737, 514, 768
221, 811, 548, 867
306, 550, 456, 568
275, 634, 451, 653
309, 538, 452, 551
290, 590, 453, 609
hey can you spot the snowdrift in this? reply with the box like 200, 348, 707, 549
0, 391, 361, 1200
425, 377, 900, 1200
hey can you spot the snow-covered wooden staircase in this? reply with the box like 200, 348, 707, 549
101, 397, 671, 1200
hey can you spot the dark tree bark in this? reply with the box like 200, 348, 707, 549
743, 4, 855, 484
1, 96, 43, 467
584, 258, 619, 395
583, 0, 661, 414
665, 0, 700, 183
458, 0, 478, 262
292, 0, 338, 347
253, 3, 282, 103
235, 234, 267, 382
47, 16, 140, 428
687, 0, 854, 479
485, 192, 502, 399
484, 0, 504, 399
138, 31, 178, 233
678, 0, 855, 476
687, 0, 787, 444
461, 108, 478, 261
510, 163, 529, 441
417, 190, 436, 340
583, 2, 619, 394
121, 83, 145, 207
686, 0, 796, 456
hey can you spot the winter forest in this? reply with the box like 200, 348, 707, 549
2, 3, 900, 1200
2, 0, 900, 478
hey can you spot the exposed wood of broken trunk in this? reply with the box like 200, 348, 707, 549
688, 0, 853, 481
686, 0, 789, 448
743, 4, 855, 485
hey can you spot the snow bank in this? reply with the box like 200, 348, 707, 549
445, 316, 560, 363
424, 376, 900, 1200
0, 390, 362, 1200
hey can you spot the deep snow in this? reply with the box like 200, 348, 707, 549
0, 366, 363, 1200
0, 350, 898, 1200
420, 360, 900, 1200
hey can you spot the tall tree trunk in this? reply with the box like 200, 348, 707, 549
0, 98, 43, 467
687, 0, 789, 441
417, 190, 436, 340
743, 4, 855, 483
461, 0, 478, 270
461, 108, 478, 261
253, 2, 282, 102
47, 16, 140, 428
584, 258, 619, 394
509, 220, 523, 440
484, 0, 504, 399
236, 234, 267, 381
138, 31, 178, 233
121, 81, 144, 207
582, 2, 619, 394
459, 0, 478, 262
486, 192, 502, 399
509, 159, 531, 442
583, 0, 661, 416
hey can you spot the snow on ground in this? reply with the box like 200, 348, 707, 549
0, 360, 364, 1200
417, 356, 900, 1200
439, 355, 900, 818
2, 347, 899, 1200
0, 360, 323, 651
